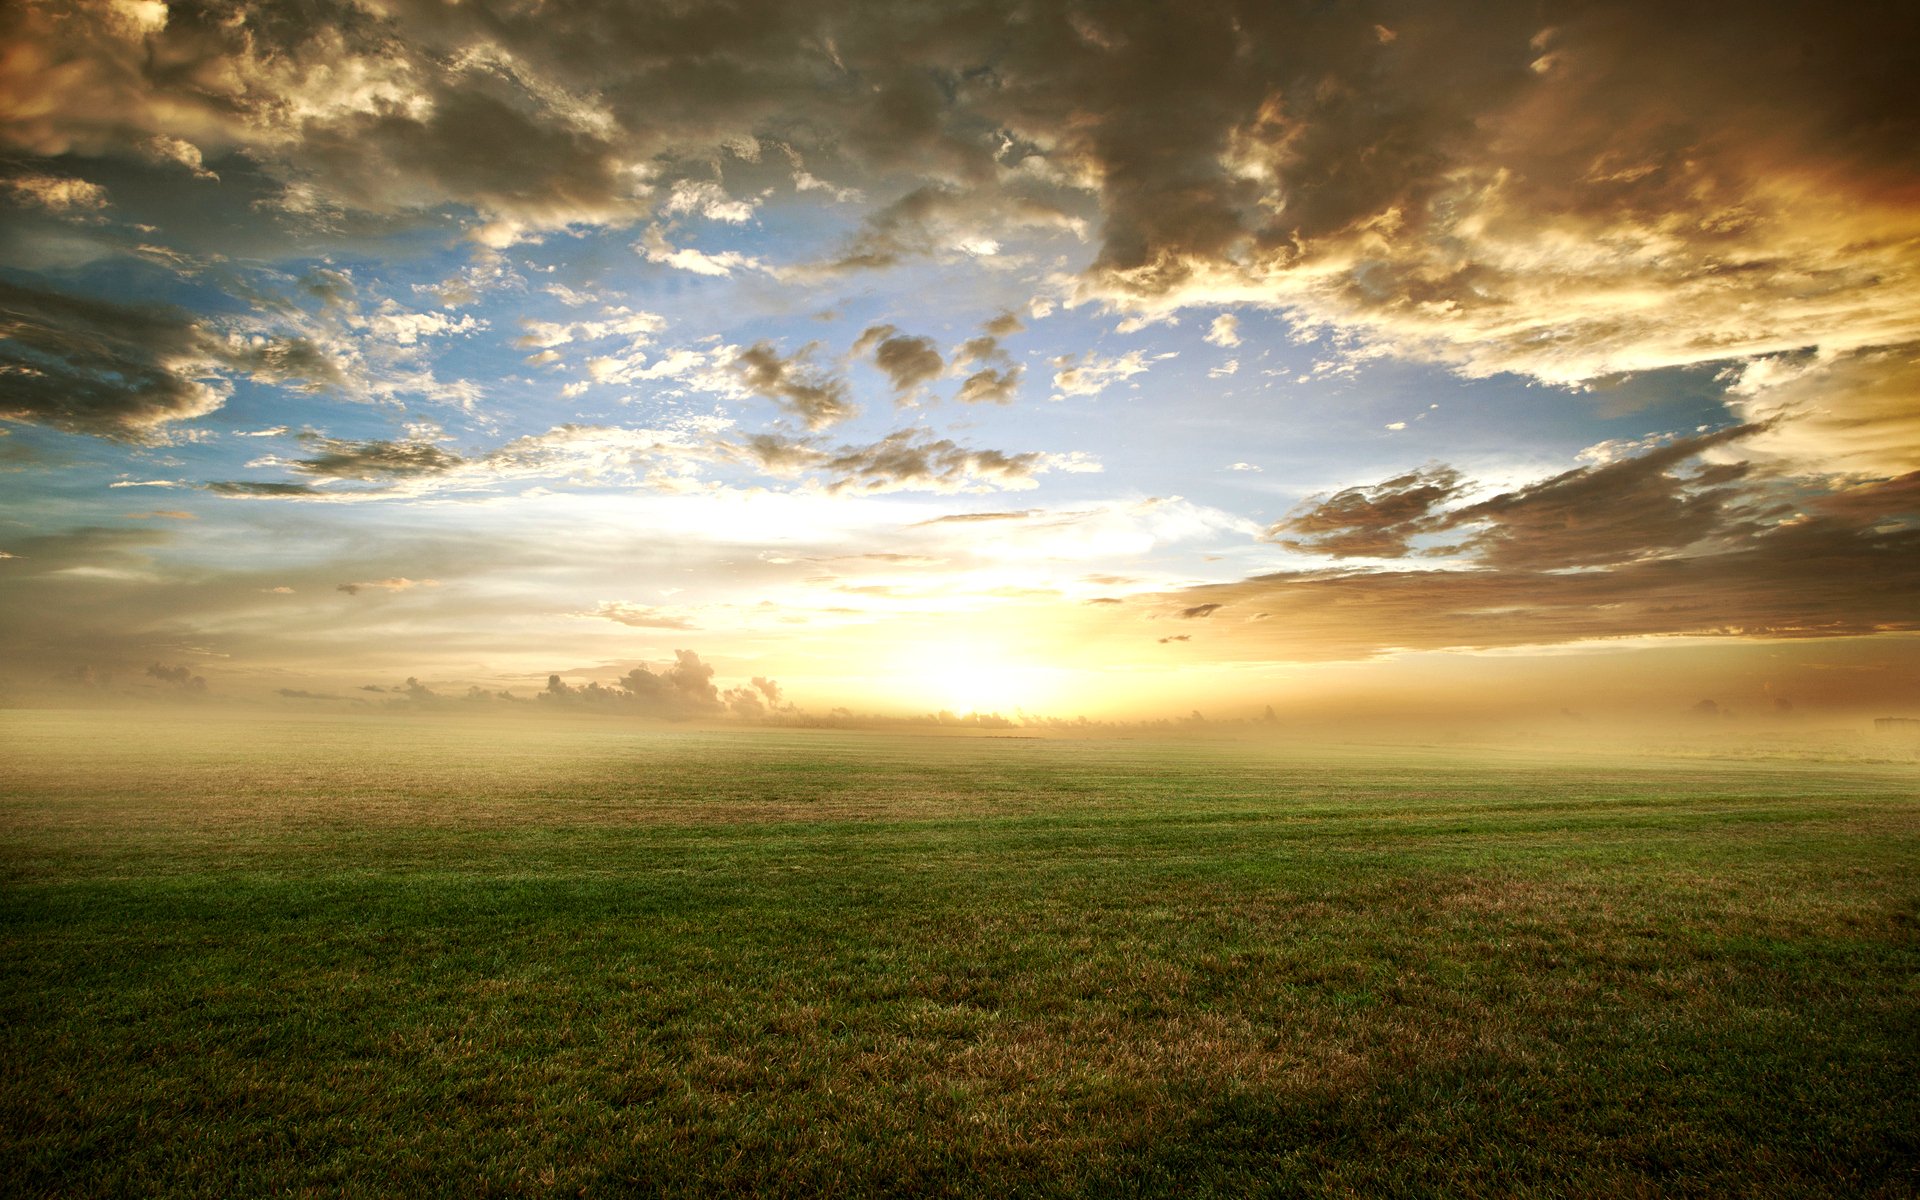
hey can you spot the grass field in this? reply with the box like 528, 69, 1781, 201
2, 711, 1915, 1197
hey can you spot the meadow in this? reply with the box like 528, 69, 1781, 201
2, 710, 1914, 1197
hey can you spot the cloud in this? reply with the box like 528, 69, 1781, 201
288, 434, 465, 482
662, 180, 757, 224
3, 173, 109, 212
538, 650, 727, 719
0, 280, 227, 441
369, 676, 530, 709
955, 365, 1022, 405
6, 0, 1912, 398
950, 322, 1024, 404
6, 1, 1904, 476
208, 421, 724, 500
1141, 426, 1920, 661
951, 335, 1004, 370
337, 577, 437, 595
1272, 464, 1467, 559
825, 185, 994, 272
0, 526, 166, 580
852, 324, 944, 396
146, 662, 207, 691
141, 134, 217, 179
590, 602, 697, 630
736, 428, 1099, 495
1031, 4, 1920, 416
1275, 426, 1768, 566
0, 280, 355, 442
637, 224, 764, 276
207, 481, 326, 498
517, 313, 658, 350
721, 675, 786, 719
912, 510, 1041, 526
730, 341, 856, 429
1204, 314, 1240, 348
1156, 514, 1920, 661
1051, 349, 1152, 398
1723, 346, 1920, 478
364, 305, 485, 348
1436, 425, 1768, 569
217, 335, 351, 391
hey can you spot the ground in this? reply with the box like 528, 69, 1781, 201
2, 711, 1915, 1196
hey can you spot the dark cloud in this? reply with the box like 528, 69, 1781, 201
819, 430, 1055, 495
951, 336, 1003, 369
219, 337, 350, 392
1812, 471, 1920, 524
826, 185, 978, 272
290, 435, 465, 482
206, 481, 326, 498
1171, 518, 1920, 660
1143, 433, 1920, 661
1274, 427, 1770, 566
955, 365, 1022, 405
1439, 425, 1769, 568
1179, 604, 1223, 619
731, 342, 856, 429
302, 268, 357, 308
852, 325, 944, 396
732, 429, 1088, 494
0, 280, 350, 442
1271, 464, 1466, 558
0, 279, 225, 442
146, 662, 206, 691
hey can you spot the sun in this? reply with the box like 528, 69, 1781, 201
901, 639, 1061, 715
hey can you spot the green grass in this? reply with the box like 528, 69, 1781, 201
2, 711, 1915, 1197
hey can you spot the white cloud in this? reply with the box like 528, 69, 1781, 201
516, 309, 664, 350
1051, 349, 1153, 398
365, 304, 485, 347
663, 180, 757, 224
637, 225, 764, 276
1205, 313, 1241, 348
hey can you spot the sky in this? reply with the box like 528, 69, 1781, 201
1, 0, 1917, 726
